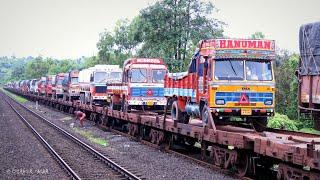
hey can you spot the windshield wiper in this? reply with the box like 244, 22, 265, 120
228, 60, 238, 77
138, 69, 147, 81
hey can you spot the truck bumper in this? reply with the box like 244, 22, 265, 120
211, 108, 274, 117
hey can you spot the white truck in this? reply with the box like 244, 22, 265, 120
79, 65, 122, 105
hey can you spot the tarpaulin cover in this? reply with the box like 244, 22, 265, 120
299, 22, 320, 75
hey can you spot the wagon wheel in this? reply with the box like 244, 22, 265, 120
235, 152, 249, 177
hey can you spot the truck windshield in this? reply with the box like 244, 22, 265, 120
71, 77, 78, 84
57, 79, 63, 85
110, 72, 122, 81
245, 60, 272, 81
131, 68, 147, 83
215, 60, 244, 80
152, 69, 166, 83
94, 72, 107, 83
108, 72, 122, 82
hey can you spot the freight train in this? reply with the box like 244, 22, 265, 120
6, 38, 320, 179
5, 39, 276, 132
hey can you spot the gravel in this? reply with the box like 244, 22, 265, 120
0, 96, 69, 180
23, 99, 235, 180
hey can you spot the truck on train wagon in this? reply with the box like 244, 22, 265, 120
79, 65, 122, 105
164, 39, 276, 132
62, 70, 80, 101
108, 58, 167, 112
52, 73, 65, 99
297, 22, 320, 130
45, 75, 56, 97
37, 77, 46, 96
29, 79, 38, 94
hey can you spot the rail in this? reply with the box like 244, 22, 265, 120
2, 91, 141, 180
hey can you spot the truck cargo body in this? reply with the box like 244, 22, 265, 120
298, 22, 320, 129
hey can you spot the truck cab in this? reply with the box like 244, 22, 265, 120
79, 65, 121, 105
45, 75, 55, 97
165, 39, 276, 131
53, 73, 65, 99
37, 77, 46, 96
110, 58, 167, 112
62, 70, 80, 101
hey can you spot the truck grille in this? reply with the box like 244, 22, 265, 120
131, 87, 164, 97
95, 86, 107, 93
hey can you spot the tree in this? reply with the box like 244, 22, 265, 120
25, 57, 49, 79
138, 0, 224, 71
96, 0, 224, 71
274, 54, 299, 119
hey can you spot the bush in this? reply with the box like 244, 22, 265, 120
268, 113, 299, 131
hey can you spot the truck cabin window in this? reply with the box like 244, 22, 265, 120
71, 77, 78, 84
214, 60, 244, 80
245, 60, 272, 81
130, 68, 147, 83
110, 72, 122, 81
94, 72, 107, 83
57, 79, 63, 85
152, 69, 166, 83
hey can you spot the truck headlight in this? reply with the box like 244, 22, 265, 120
264, 100, 273, 105
216, 99, 225, 105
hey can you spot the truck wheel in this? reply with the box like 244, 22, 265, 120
171, 101, 183, 123
252, 117, 268, 132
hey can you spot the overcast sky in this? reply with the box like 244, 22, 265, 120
0, 0, 319, 59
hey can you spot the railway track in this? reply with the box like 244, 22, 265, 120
6, 89, 320, 180
2, 92, 141, 180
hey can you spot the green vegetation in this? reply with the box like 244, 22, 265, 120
268, 113, 299, 131
73, 127, 108, 147
299, 128, 320, 135
1, 88, 28, 103
96, 0, 224, 72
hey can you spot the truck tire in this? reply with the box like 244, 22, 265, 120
171, 100, 184, 123
252, 117, 268, 132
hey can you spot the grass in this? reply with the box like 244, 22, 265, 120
1, 88, 28, 103
73, 127, 108, 147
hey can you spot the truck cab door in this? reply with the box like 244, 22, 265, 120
197, 56, 208, 101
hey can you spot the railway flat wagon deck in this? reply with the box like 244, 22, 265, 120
6, 88, 320, 179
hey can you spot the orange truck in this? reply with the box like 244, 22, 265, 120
164, 39, 276, 131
